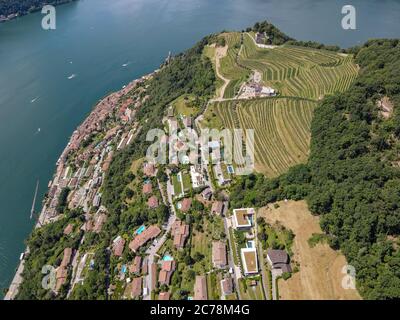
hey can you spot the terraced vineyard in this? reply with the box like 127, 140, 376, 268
203, 32, 359, 177
205, 98, 316, 176
218, 33, 251, 98
238, 33, 359, 100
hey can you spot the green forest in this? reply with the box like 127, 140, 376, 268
231, 39, 400, 299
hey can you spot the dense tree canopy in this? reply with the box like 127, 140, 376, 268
308, 39, 400, 299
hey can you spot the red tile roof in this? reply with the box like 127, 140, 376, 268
129, 256, 142, 274
143, 183, 152, 194
212, 241, 227, 268
158, 292, 171, 300
129, 225, 161, 252
148, 196, 159, 209
130, 277, 142, 298
158, 260, 176, 285
112, 237, 126, 257
172, 220, 189, 249
180, 198, 192, 212
194, 276, 208, 300
63, 224, 73, 235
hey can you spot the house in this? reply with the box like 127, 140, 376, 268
143, 163, 156, 177
150, 263, 157, 291
190, 165, 205, 189
92, 194, 102, 208
180, 198, 192, 212
233, 208, 255, 230
183, 116, 192, 128
55, 267, 68, 292
211, 201, 224, 216
112, 236, 126, 257
130, 277, 142, 299
129, 225, 161, 252
266, 249, 292, 274
158, 292, 171, 300
55, 248, 73, 292
241, 247, 258, 275
194, 275, 208, 300
220, 277, 233, 296
201, 187, 212, 201
142, 183, 152, 195
93, 213, 107, 233
158, 260, 176, 286
148, 196, 159, 209
255, 32, 270, 44
212, 241, 227, 269
172, 220, 190, 249
63, 224, 73, 235
214, 163, 230, 185
129, 256, 142, 274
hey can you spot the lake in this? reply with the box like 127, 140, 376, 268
0, 0, 400, 297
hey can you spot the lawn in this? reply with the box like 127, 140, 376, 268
228, 227, 239, 266
191, 215, 225, 273
172, 174, 183, 197
181, 172, 192, 192
225, 293, 237, 300
206, 272, 220, 300
238, 277, 265, 300
172, 94, 199, 117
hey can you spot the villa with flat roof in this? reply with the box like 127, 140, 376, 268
233, 208, 255, 230
241, 247, 259, 275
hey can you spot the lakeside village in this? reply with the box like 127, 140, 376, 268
7, 52, 292, 301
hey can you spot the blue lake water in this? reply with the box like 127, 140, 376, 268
0, 0, 400, 296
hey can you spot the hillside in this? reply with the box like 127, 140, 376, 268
230, 38, 400, 299
9, 20, 400, 301
201, 30, 358, 176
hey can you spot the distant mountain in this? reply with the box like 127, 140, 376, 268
0, 0, 76, 20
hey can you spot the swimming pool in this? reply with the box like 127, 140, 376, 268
227, 165, 235, 174
162, 254, 174, 261
136, 225, 146, 235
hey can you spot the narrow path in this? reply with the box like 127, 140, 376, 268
214, 45, 230, 101
271, 270, 278, 300
258, 241, 271, 300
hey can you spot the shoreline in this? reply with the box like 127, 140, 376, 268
0, 1, 77, 24
4, 70, 157, 300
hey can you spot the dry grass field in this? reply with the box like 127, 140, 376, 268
259, 200, 361, 300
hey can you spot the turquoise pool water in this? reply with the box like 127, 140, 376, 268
136, 225, 146, 235
162, 254, 174, 261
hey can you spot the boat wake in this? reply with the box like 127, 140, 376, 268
30, 96, 39, 103
67, 74, 77, 80
122, 62, 131, 67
